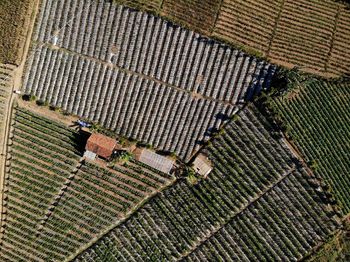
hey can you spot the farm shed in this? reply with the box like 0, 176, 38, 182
193, 154, 212, 177
85, 133, 117, 160
136, 149, 174, 174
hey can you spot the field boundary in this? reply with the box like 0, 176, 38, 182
324, 5, 341, 73
210, 0, 224, 34
66, 176, 178, 261
179, 167, 296, 260
32, 42, 237, 107
266, 0, 286, 58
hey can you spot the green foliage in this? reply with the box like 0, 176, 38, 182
21, 94, 36, 101
307, 217, 350, 262
231, 114, 240, 122
49, 105, 59, 111
268, 79, 350, 213
136, 141, 153, 149
35, 99, 48, 106
185, 166, 199, 185
308, 160, 319, 172
114, 151, 133, 163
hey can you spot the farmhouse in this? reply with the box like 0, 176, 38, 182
84, 133, 117, 160
193, 154, 212, 177
135, 149, 174, 174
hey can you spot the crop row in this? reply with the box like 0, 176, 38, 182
0, 107, 176, 261
214, 0, 282, 54
161, 0, 222, 33
328, 7, 350, 75
23, 46, 239, 160
75, 105, 337, 261
185, 170, 338, 262
17, 158, 174, 261
270, 80, 350, 212
33, 0, 275, 102
0, 109, 83, 261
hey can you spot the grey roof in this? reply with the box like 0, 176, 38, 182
139, 149, 174, 174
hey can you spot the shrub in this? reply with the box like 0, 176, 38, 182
49, 105, 59, 111
21, 94, 36, 101
36, 100, 48, 106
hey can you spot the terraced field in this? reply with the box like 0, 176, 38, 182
215, 0, 350, 76
23, 0, 275, 161
108, 0, 350, 77
74, 105, 339, 261
214, 0, 282, 56
269, 79, 350, 213
0, 107, 174, 261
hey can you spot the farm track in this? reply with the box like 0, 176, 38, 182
266, 0, 286, 57
38, 43, 236, 108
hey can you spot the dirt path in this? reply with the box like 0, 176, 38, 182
0, 0, 41, 227
39, 43, 236, 107
17, 99, 80, 128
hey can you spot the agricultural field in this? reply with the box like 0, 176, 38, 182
0, 64, 14, 133
161, 0, 222, 34
113, 0, 162, 12
109, 0, 350, 77
213, 0, 282, 57
112, 0, 222, 33
23, 0, 276, 161
0, 0, 348, 260
214, 0, 350, 77
0, 0, 37, 65
75, 105, 339, 261
268, 78, 350, 213
0, 107, 174, 261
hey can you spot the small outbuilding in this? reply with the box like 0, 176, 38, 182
135, 149, 174, 174
84, 133, 117, 160
192, 154, 212, 178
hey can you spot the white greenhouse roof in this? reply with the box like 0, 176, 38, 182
138, 149, 174, 174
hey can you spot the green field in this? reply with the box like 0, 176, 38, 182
75, 105, 339, 261
267, 77, 350, 213
0, 107, 174, 261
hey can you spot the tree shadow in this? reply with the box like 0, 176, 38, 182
215, 112, 231, 121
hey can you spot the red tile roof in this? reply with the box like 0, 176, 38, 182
85, 133, 116, 159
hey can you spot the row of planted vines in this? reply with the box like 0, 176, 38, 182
115, 0, 350, 77
0, 107, 174, 261
25, 0, 276, 161
75, 105, 338, 261
269, 79, 350, 213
